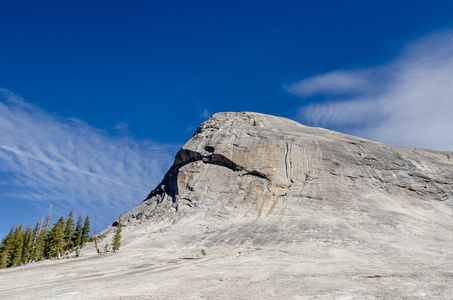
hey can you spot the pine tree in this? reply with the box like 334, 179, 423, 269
44, 205, 52, 232
2, 227, 15, 267
31, 217, 45, 262
1, 210, 96, 267
64, 211, 75, 252
42, 205, 53, 259
46, 217, 65, 259
11, 224, 24, 266
21, 225, 33, 264
111, 215, 122, 252
0, 227, 15, 269
81, 216, 90, 245
73, 214, 83, 247
0, 236, 8, 269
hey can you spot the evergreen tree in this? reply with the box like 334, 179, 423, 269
44, 205, 52, 232
21, 225, 33, 264
42, 205, 54, 259
0, 227, 15, 269
111, 215, 122, 252
46, 217, 65, 259
1, 210, 97, 268
11, 224, 24, 266
36, 230, 47, 260
0, 237, 8, 269
3, 227, 15, 267
81, 216, 90, 245
31, 217, 45, 262
64, 211, 75, 251
73, 214, 83, 247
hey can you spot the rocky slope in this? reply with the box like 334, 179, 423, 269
2, 111, 453, 299
120, 111, 453, 244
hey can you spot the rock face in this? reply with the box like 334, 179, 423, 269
123, 112, 453, 242
3, 112, 453, 299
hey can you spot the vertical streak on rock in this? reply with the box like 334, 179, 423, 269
285, 142, 292, 187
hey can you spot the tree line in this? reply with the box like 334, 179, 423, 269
0, 206, 91, 269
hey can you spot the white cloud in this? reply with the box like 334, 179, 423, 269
0, 89, 178, 230
285, 70, 372, 97
112, 121, 129, 131
292, 30, 453, 151
200, 109, 210, 119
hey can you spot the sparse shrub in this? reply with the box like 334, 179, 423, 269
253, 120, 257, 126
111, 215, 122, 252
201, 249, 206, 256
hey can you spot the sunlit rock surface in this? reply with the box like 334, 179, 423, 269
125, 112, 453, 238
2, 112, 453, 299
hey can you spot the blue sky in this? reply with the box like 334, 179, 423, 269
1, 0, 453, 238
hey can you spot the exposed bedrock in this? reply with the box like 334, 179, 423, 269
118, 112, 453, 247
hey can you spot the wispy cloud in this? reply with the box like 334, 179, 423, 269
0, 89, 178, 230
112, 121, 129, 131
288, 30, 453, 151
285, 70, 372, 97
200, 109, 210, 119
